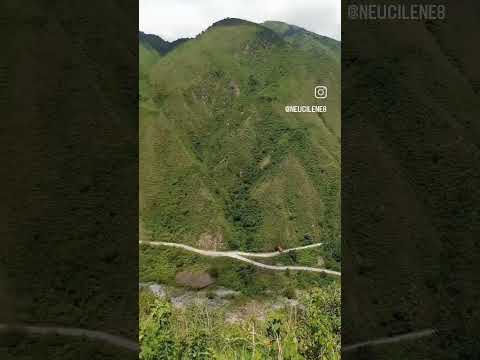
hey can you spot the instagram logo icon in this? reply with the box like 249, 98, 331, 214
314, 86, 328, 99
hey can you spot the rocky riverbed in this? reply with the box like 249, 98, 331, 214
139, 282, 301, 323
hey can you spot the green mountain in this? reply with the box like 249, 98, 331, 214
139, 18, 340, 265
263, 21, 340, 61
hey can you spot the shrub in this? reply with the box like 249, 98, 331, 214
140, 299, 177, 360
297, 285, 341, 360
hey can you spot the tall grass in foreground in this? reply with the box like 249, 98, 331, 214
140, 284, 340, 360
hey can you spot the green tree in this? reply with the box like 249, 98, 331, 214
298, 285, 341, 360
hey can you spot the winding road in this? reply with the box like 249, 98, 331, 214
343, 328, 436, 352
139, 241, 341, 277
0, 324, 138, 351
3, 243, 437, 352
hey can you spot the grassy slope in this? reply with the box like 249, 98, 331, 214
140, 21, 340, 265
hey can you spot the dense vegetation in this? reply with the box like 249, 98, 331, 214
139, 284, 340, 359
139, 245, 337, 297
139, 18, 340, 258
139, 17, 341, 359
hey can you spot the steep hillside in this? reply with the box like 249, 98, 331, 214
263, 21, 340, 62
139, 18, 340, 265
139, 32, 190, 102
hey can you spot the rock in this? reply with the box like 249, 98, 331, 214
170, 292, 197, 308
214, 287, 240, 298
175, 271, 215, 289
149, 284, 166, 298
228, 80, 240, 97
139, 282, 166, 298
317, 256, 325, 267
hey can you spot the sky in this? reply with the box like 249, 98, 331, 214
139, 0, 341, 42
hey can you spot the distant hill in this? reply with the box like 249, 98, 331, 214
139, 31, 189, 55
139, 18, 341, 265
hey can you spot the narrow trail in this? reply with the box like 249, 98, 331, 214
0, 324, 138, 352
139, 241, 341, 277
343, 329, 436, 352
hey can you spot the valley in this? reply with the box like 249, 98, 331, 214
139, 17, 341, 359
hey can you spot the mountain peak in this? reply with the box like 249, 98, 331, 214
199, 18, 283, 48
210, 17, 257, 28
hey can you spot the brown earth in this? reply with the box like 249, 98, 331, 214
198, 232, 224, 250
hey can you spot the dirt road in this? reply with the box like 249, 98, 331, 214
139, 241, 341, 276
